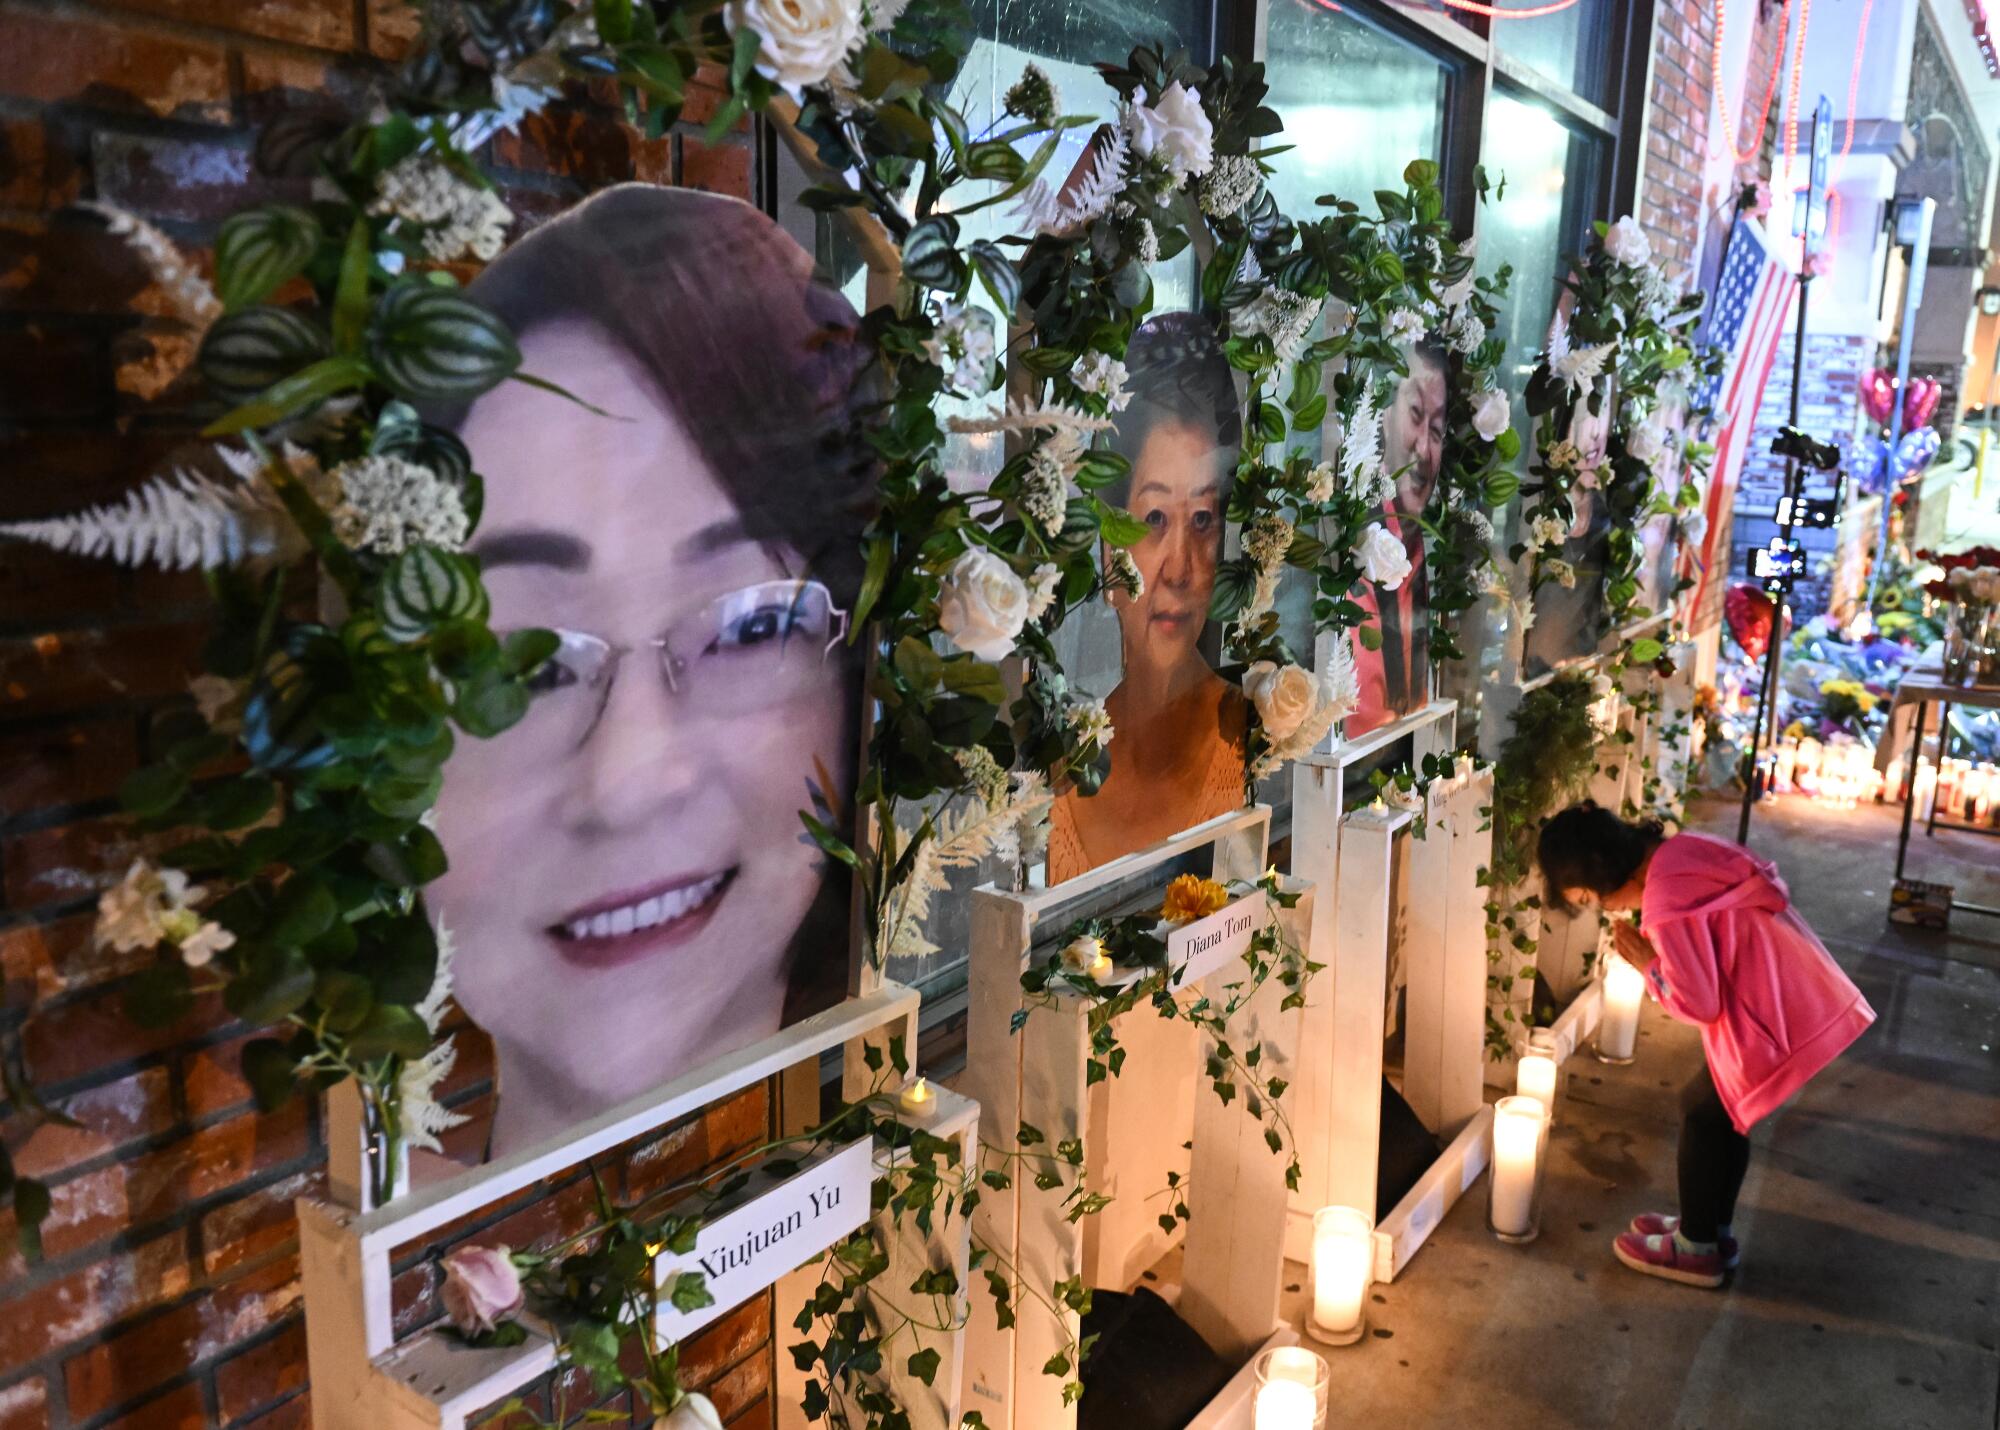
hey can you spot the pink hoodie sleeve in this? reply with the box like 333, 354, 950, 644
1645, 916, 1724, 1025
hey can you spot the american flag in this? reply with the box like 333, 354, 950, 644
1682, 217, 1798, 631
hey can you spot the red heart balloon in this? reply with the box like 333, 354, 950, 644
1903, 376, 1941, 430
1726, 583, 1778, 661
1860, 368, 1896, 425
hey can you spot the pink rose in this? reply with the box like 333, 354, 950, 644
441, 1244, 524, 1336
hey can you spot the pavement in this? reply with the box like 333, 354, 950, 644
1282, 792, 2000, 1430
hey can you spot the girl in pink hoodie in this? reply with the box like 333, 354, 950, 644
1537, 804, 1875, 1288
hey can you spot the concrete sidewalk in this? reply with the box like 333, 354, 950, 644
1288, 794, 2000, 1430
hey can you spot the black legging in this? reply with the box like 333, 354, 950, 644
1678, 1063, 1750, 1243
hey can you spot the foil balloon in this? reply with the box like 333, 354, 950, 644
1902, 375, 1941, 431
1726, 582, 1779, 661
1847, 432, 1889, 495
1860, 368, 1896, 425
1893, 426, 1940, 482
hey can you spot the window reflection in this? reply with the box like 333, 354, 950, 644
1263, 0, 1450, 216
1490, 0, 1615, 108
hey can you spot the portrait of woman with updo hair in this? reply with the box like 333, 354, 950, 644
1048, 313, 1248, 883
429, 185, 874, 1158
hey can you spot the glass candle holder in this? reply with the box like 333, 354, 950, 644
1305, 1205, 1373, 1346
1517, 1026, 1562, 1124
1252, 1345, 1329, 1430
1596, 953, 1645, 1065
1488, 1095, 1548, 1244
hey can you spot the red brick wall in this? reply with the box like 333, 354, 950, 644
1639, 0, 1786, 279
0, 4, 766, 1427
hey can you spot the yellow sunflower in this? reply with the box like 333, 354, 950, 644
1160, 875, 1230, 925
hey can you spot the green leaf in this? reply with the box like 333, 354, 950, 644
939, 660, 1006, 706
1290, 392, 1328, 431
799, 811, 859, 869
214, 207, 322, 311
12, 1178, 51, 1262
344, 1003, 432, 1060
124, 963, 194, 1029
594, 0, 634, 44
907, 1348, 941, 1386
969, 240, 1021, 315
1630, 637, 1664, 663
668, 1270, 715, 1313
728, 22, 762, 91
1096, 505, 1149, 548
120, 763, 189, 818
330, 216, 374, 355
240, 1037, 300, 1110
902, 216, 964, 291
267, 877, 338, 945
226, 945, 317, 1025
203, 355, 371, 436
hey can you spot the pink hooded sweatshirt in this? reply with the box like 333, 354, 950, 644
1639, 832, 1874, 1133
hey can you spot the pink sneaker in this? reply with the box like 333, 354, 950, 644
1628, 1212, 1739, 1269
1613, 1229, 1726, 1288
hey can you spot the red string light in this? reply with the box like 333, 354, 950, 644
1839, 0, 1876, 159
1780, 0, 1813, 191
1712, 0, 1790, 165
1433, 0, 1581, 17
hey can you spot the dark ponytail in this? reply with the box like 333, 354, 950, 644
1536, 802, 1666, 914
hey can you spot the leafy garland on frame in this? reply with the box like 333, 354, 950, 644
1513, 216, 1717, 655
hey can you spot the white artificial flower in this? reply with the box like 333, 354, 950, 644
1604, 214, 1652, 268
1305, 461, 1336, 504
724, 0, 863, 99
660, 1394, 724, 1430
177, 920, 236, 969
1020, 428, 1084, 533
1060, 933, 1107, 975
1199, 154, 1261, 217
1071, 351, 1131, 412
327, 455, 470, 556
1545, 439, 1582, 473
1108, 547, 1145, 599
1546, 311, 1614, 395
1243, 513, 1294, 571
1067, 697, 1114, 748
1232, 286, 1322, 364
1132, 217, 1160, 266
1340, 390, 1382, 490
1383, 308, 1426, 347
1124, 81, 1213, 182
1358, 523, 1412, 588
1529, 512, 1570, 550
369, 156, 513, 263
1678, 509, 1709, 550
1025, 562, 1062, 621
930, 303, 998, 395
1247, 564, 1281, 619
1242, 660, 1317, 742
1471, 388, 1510, 443
1544, 558, 1578, 589
96, 859, 204, 954
1438, 264, 1476, 314
1462, 509, 1496, 545
936, 549, 1029, 662
1627, 420, 1667, 468
1448, 306, 1485, 355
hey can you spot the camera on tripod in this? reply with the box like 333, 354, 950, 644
1769, 425, 1841, 471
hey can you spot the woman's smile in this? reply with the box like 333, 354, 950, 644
544, 866, 739, 968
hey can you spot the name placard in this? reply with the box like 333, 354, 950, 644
654, 1136, 873, 1340
1164, 895, 1269, 988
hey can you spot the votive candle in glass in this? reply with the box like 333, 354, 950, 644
1596, 952, 1645, 1065
1306, 1205, 1373, 1346
1253, 1346, 1329, 1429
1488, 1095, 1548, 1243
1516, 1036, 1559, 1124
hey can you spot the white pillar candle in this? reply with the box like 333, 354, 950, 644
1489, 1095, 1545, 1240
1254, 1379, 1316, 1430
1915, 761, 1937, 819
1307, 1206, 1373, 1345
1597, 953, 1645, 1063
1517, 1048, 1558, 1123
1773, 742, 1797, 791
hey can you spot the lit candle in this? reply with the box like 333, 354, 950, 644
1516, 1048, 1558, 1122
1915, 760, 1938, 819
898, 1077, 935, 1118
1087, 951, 1117, 984
1597, 952, 1645, 1064
1307, 1205, 1373, 1345
1488, 1095, 1546, 1241
1885, 754, 1904, 798
1253, 1378, 1316, 1430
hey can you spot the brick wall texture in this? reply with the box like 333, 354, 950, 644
0, 3, 767, 1427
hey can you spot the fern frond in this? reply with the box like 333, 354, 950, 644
0, 465, 306, 572
881, 774, 1054, 961
398, 1036, 470, 1155
81, 201, 221, 333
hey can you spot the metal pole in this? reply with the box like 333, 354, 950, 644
1736, 273, 1814, 844
1866, 198, 1937, 606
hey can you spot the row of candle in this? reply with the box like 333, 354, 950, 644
1891, 755, 2000, 825
1769, 738, 1883, 806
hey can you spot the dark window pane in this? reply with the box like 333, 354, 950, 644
1490, 0, 1617, 109
1263, 0, 1451, 216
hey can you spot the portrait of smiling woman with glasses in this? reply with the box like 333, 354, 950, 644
430, 184, 873, 1159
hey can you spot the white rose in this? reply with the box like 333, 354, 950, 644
936, 549, 1029, 662
1678, 509, 1708, 550
1243, 660, 1317, 742
1472, 388, 1510, 443
1383, 308, 1426, 346
1627, 421, 1665, 466
661, 1394, 724, 1430
1125, 81, 1213, 182
725, 0, 863, 99
1060, 934, 1107, 974
1358, 523, 1413, 589
1605, 214, 1652, 268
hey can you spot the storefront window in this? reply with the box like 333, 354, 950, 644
1262, 0, 1452, 216
1490, 0, 1616, 109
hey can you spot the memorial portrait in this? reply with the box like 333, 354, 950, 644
428, 185, 871, 1156
1524, 381, 1615, 677
1047, 313, 1247, 883
1348, 341, 1444, 737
